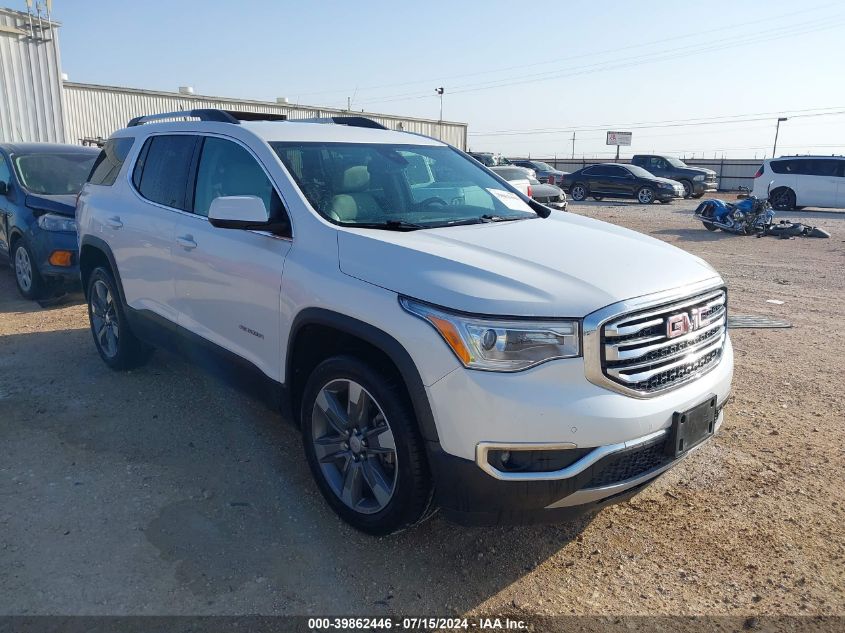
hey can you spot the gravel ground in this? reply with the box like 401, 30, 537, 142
0, 198, 843, 620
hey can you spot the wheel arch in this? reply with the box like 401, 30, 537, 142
79, 235, 125, 303
286, 308, 439, 443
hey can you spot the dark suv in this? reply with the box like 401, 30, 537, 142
631, 155, 717, 199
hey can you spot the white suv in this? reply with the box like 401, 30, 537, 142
753, 155, 845, 210
77, 110, 734, 535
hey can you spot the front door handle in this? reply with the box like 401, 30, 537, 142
176, 235, 197, 250
106, 216, 123, 229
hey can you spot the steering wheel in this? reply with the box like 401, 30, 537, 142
418, 196, 449, 208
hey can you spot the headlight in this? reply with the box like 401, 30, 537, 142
37, 213, 76, 232
400, 297, 580, 371
694, 174, 705, 182
659, 182, 674, 189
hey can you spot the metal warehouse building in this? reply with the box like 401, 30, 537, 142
0, 7, 467, 148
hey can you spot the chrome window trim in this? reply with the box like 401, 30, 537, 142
583, 278, 727, 399
476, 429, 667, 482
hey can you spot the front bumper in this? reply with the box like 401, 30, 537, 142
657, 186, 684, 200
30, 229, 80, 285
425, 336, 733, 524
694, 180, 719, 195
431, 409, 724, 526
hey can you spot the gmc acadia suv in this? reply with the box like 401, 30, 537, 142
77, 110, 734, 535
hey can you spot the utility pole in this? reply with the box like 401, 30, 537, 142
772, 117, 788, 158
570, 131, 575, 159
435, 87, 444, 140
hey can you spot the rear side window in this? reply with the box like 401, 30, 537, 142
132, 135, 198, 210
88, 138, 134, 186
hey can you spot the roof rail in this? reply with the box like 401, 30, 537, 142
126, 109, 385, 130
295, 116, 387, 130
127, 109, 239, 127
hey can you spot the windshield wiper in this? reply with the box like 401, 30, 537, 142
480, 214, 529, 223
342, 219, 428, 231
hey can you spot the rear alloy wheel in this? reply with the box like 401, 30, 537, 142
12, 240, 45, 300
301, 356, 432, 535
770, 188, 796, 211
87, 267, 153, 370
680, 180, 693, 198
637, 186, 655, 204
570, 184, 587, 201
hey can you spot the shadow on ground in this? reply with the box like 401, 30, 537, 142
0, 325, 594, 615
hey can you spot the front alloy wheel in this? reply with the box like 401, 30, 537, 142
570, 184, 587, 201
637, 186, 655, 204
90, 279, 120, 359
311, 379, 398, 514
13, 241, 44, 300
301, 356, 433, 535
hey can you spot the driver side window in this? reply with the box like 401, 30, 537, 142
193, 137, 289, 235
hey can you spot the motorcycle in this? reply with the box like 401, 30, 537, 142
693, 191, 774, 235
694, 181, 830, 238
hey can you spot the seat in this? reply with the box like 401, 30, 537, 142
329, 165, 381, 221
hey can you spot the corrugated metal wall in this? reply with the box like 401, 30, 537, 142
534, 157, 763, 191
0, 8, 67, 143
63, 82, 468, 149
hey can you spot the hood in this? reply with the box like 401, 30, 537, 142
650, 176, 684, 187
674, 166, 717, 177
338, 213, 720, 317
25, 193, 77, 217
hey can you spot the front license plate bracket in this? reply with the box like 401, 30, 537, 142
666, 394, 717, 458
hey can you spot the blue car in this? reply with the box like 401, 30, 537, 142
0, 143, 99, 300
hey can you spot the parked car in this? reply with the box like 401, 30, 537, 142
752, 156, 845, 210
468, 151, 510, 167
631, 155, 717, 199
491, 166, 566, 210
510, 159, 569, 185
489, 166, 533, 197
77, 109, 733, 535
561, 163, 684, 204
528, 177, 567, 210
0, 143, 99, 299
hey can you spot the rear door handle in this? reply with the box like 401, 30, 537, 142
106, 216, 123, 229
176, 235, 197, 250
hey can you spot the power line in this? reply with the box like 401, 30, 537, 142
288, 2, 838, 100
360, 15, 843, 106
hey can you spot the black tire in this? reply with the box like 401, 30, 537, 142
703, 222, 719, 232
636, 186, 656, 204
570, 183, 588, 201
300, 356, 433, 535
592, 195, 604, 201
658, 199, 672, 204
12, 239, 45, 300
86, 266, 153, 370
770, 187, 796, 211
680, 180, 693, 199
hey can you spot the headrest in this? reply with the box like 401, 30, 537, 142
334, 165, 370, 193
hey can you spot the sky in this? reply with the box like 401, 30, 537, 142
41, 0, 845, 159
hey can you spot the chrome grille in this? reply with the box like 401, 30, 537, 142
601, 288, 726, 395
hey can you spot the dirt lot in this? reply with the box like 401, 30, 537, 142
1, 198, 843, 620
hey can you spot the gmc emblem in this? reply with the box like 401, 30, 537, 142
666, 308, 702, 338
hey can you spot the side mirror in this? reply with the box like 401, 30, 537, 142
208, 195, 269, 229
0, 181, 8, 196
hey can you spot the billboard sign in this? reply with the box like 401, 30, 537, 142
606, 131, 632, 146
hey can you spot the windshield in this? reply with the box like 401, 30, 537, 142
13, 152, 98, 195
532, 161, 554, 171
666, 157, 687, 168
271, 142, 537, 229
626, 164, 657, 179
